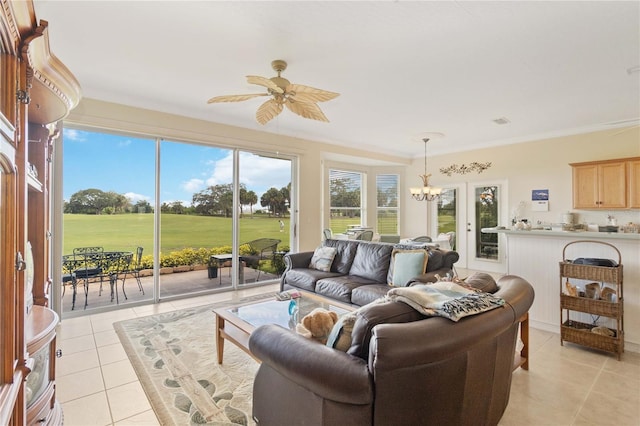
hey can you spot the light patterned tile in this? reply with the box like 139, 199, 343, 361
98, 342, 129, 365
102, 359, 138, 389
57, 334, 96, 356
591, 370, 640, 405
114, 409, 160, 425
500, 370, 585, 425
107, 381, 153, 422
56, 367, 105, 403
573, 388, 640, 425
61, 391, 112, 426
56, 317, 94, 340
57, 348, 100, 377
94, 328, 121, 347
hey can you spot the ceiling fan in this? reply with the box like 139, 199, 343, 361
207, 60, 339, 125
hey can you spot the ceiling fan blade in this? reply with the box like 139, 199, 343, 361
256, 99, 283, 125
285, 100, 329, 122
247, 75, 284, 94
207, 93, 268, 103
287, 84, 339, 103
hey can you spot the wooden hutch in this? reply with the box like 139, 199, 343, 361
0, 1, 80, 424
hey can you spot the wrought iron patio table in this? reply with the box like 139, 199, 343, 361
62, 250, 133, 309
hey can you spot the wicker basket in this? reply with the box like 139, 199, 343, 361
561, 320, 623, 354
560, 240, 622, 284
559, 262, 622, 284
560, 294, 622, 317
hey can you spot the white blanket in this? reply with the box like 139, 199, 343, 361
387, 281, 505, 322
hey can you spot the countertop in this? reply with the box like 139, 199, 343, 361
481, 228, 640, 240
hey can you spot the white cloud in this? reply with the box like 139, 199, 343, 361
183, 178, 205, 193
205, 152, 291, 196
125, 192, 150, 203
63, 128, 87, 142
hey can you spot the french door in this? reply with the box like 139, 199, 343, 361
434, 180, 507, 273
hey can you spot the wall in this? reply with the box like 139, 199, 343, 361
403, 127, 640, 239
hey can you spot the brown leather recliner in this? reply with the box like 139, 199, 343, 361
249, 275, 535, 426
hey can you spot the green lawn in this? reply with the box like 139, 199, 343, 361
63, 213, 290, 254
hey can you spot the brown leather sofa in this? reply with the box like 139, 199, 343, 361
281, 239, 460, 306
249, 275, 535, 426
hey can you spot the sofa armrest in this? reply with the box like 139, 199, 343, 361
284, 251, 314, 270
434, 248, 459, 269
409, 268, 453, 284
249, 324, 373, 405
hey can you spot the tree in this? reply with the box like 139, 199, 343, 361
134, 200, 153, 213
239, 188, 258, 218
260, 184, 290, 217
330, 178, 360, 217
66, 188, 114, 214
192, 183, 234, 217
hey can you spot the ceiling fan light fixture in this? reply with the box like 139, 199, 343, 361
207, 59, 339, 125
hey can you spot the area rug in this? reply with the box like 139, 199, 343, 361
114, 293, 273, 425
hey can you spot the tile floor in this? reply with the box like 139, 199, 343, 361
56, 280, 640, 426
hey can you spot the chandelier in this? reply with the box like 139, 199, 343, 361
410, 138, 442, 202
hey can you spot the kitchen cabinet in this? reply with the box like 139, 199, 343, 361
629, 158, 640, 209
0, 2, 80, 424
570, 157, 639, 209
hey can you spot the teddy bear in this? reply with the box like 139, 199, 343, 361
295, 307, 339, 344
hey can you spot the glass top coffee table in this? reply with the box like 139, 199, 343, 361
213, 291, 354, 363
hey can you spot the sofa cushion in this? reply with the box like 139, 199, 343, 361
282, 269, 342, 292
464, 272, 499, 293
316, 276, 379, 304
387, 248, 428, 286
349, 242, 393, 283
347, 299, 424, 360
351, 284, 390, 306
323, 239, 359, 274
309, 246, 337, 272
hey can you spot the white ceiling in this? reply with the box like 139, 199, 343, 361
33, 1, 640, 158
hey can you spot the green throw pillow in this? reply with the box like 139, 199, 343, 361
391, 251, 428, 287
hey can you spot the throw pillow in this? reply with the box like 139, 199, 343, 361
308, 246, 337, 272
325, 312, 357, 352
387, 249, 428, 286
463, 272, 499, 293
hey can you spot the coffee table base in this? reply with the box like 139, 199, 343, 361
215, 312, 260, 364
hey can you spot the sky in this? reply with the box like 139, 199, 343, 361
62, 128, 292, 207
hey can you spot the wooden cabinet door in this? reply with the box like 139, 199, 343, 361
598, 161, 627, 209
629, 159, 640, 209
572, 164, 599, 208
572, 161, 628, 209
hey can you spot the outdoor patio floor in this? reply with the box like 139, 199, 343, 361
61, 266, 279, 316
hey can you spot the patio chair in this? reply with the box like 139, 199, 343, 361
119, 246, 145, 299
355, 230, 374, 241
411, 235, 432, 243
241, 238, 281, 280
379, 234, 400, 243
323, 228, 333, 240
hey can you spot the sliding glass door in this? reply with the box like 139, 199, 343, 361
159, 140, 234, 298
61, 129, 155, 313
238, 152, 292, 285
61, 127, 295, 315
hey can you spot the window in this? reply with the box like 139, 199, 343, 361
329, 169, 363, 233
376, 174, 399, 234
